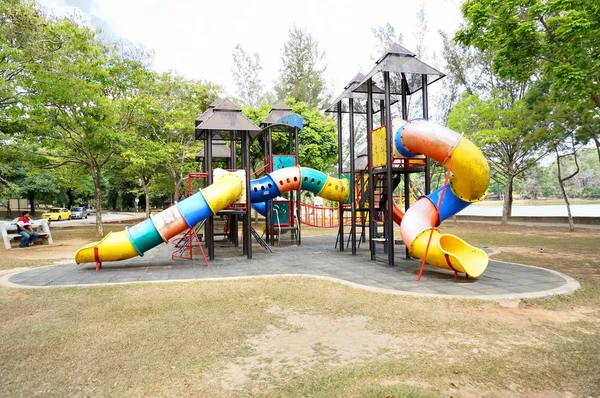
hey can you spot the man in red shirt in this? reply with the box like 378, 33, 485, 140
16, 211, 39, 248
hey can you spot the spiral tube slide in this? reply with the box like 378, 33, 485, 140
395, 119, 490, 277
75, 167, 349, 264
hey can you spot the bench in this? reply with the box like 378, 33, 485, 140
0, 219, 53, 249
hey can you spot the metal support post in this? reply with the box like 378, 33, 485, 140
349, 97, 356, 255
384, 71, 395, 266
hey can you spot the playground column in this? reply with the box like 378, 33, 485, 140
242, 131, 252, 259
265, 128, 274, 246
349, 97, 357, 255
384, 71, 395, 266
295, 126, 301, 245
422, 74, 431, 195
366, 79, 375, 261
337, 102, 344, 252
231, 131, 239, 247
205, 132, 215, 260
402, 76, 410, 259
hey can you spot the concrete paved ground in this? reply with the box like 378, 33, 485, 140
5, 236, 579, 300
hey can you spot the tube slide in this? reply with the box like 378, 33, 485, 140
394, 119, 490, 277
75, 167, 348, 264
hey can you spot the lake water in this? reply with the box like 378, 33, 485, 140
458, 203, 600, 217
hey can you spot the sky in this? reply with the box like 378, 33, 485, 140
36, 0, 464, 101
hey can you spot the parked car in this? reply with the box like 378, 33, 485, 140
70, 206, 88, 219
41, 208, 71, 221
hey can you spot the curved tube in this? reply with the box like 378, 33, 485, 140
75, 167, 349, 264
396, 119, 490, 277
252, 202, 267, 217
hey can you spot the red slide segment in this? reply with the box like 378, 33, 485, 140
392, 200, 404, 226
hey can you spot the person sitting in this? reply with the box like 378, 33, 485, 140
16, 211, 39, 248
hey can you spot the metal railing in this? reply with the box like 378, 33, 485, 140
299, 203, 347, 228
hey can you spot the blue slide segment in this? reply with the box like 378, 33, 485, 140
176, 191, 213, 228
394, 124, 417, 158
426, 186, 471, 224
250, 175, 281, 203
253, 202, 267, 217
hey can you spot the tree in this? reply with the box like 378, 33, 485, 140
0, 0, 64, 111
1, 1, 65, 201
274, 26, 328, 109
231, 44, 264, 107
371, 23, 403, 58
436, 32, 495, 125
455, 0, 600, 156
22, 19, 144, 236
139, 72, 220, 203
525, 79, 592, 230
517, 164, 557, 200
448, 91, 544, 223
120, 137, 166, 218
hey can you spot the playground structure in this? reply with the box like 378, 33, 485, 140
74, 166, 348, 265
76, 98, 349, 267
75, 42, 490, 279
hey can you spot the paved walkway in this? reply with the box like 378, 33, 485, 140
4, 236, 579, 300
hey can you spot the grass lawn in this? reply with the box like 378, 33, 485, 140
0, 222, 599, 397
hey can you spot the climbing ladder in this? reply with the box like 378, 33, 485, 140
335, 164, 370, 250
250, 227, 273, 253
172, 220, 209, 266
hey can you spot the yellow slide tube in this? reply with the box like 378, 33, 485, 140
74, 173, 243, 265
75, 231, 139, 264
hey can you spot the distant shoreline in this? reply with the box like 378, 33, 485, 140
476, 199, 600, 206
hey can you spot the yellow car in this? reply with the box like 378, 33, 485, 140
42, 207, 71, 221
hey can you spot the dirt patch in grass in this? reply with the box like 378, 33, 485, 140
466, 302, 597, 328
220, 306, 406, 391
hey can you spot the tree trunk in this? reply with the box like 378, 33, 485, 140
593, 136, 600, 164
556, 159, 575, 231
28, 192, 36, 215
501, 174, 514, 224
142, 178, 151, 219
67, 188, 74, 209
555, 148, 576, 232
173, 176, 184, 202
91, 167, 104, 237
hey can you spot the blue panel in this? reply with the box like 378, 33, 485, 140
300, 167, 328, 194
394, 124, 417, 158
277, 114, 304, 130
253, 202, 267, 217
273, 155, 296, 170
176, 191, 213, 227
250, 175, 281, 203
427, 186, 471, 224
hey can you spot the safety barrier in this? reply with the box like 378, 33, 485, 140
300, 203, 339, 228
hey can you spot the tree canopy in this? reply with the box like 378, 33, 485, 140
274, 26, 328, 109
448, 90, 544, 222
455, 0, 600, 110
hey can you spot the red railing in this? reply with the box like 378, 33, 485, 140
300, 203, 340, 228
299, 203, 361, 228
